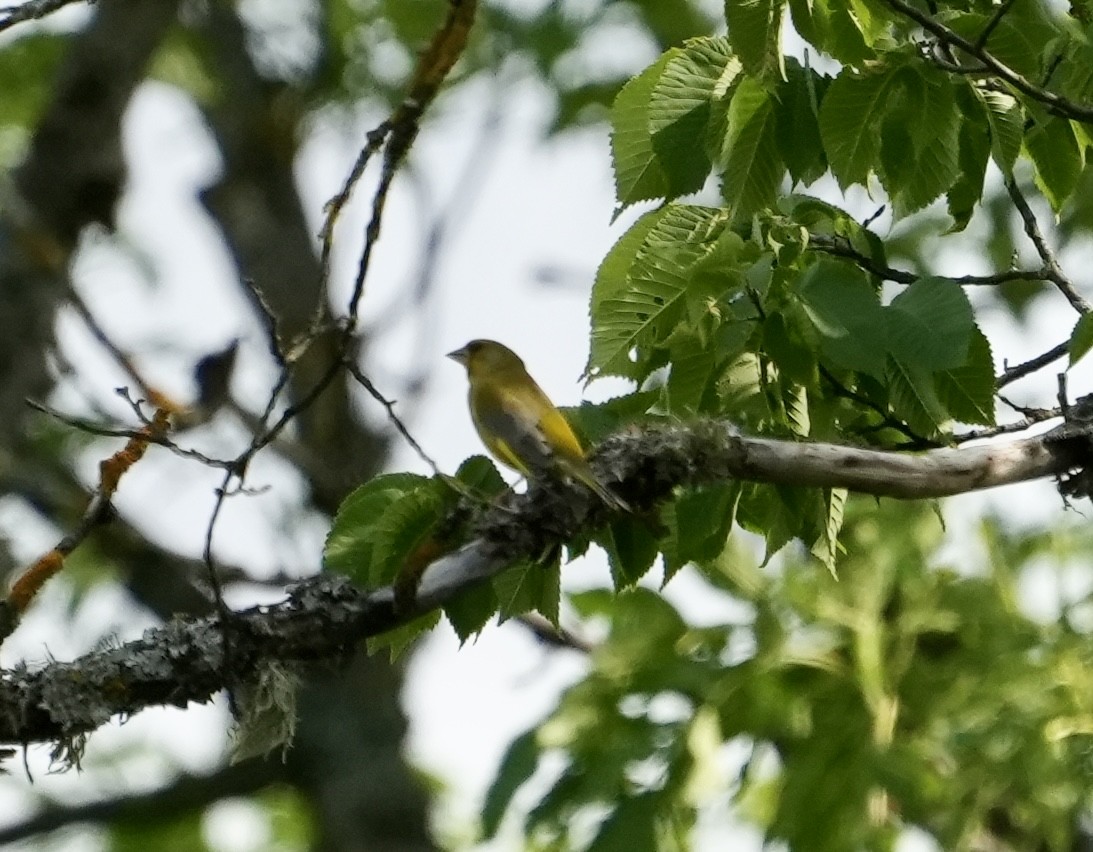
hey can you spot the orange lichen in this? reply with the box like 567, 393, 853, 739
8, 549, 65, 613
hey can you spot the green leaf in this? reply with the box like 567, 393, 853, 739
602, 515, 661, 588
719, 76, 783, 219
887, 69, 961, 217
687, 228, 751, 317
1056, 39, 1093, 104
366, 611, 440, 661
590, 205, 730, 379
774, 60, 829, 186
785, 194, 887, 263
763, 308, 818, 386
369, 483, 447, 587
936, 327, 996, 426
887, 358, 948, 437
493, 559, 561, 625
649, 37, 739, 138
787, 0, 874, 63
783, 380, 811, 437
481, 730, 540, 839
588, 793, 661, 852
662, 482, 741, 582
1025, 117, 1084, 213
947, 88, 991, 232
763, 487, 810, 562
650, 36, 740, 198
444, 582, 498, 644
725, 0, 786, 79
611, 53, 673, 207
811, 487, 846, 577
323, 473, 430, 584
1069, 314, 1093, 367
587, 209, 668, 380
978, 89, 1022, 174
665, 327, 716, 414
947, 8, 1060, 80
885, 277, 974, 372
819, 66, 902, 189
455, 454, 507, 496
796, 259, 887, 378
736, 485, 790, 561
563, 390, 660, 443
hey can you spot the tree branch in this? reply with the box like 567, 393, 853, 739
809, 235, 1044, 287
883, 0, 1093, 123
997, 341, 1070, 387
1004, 178, 1092, 314
0, 0, 88, 34
2, 419, 1087, 746
0, 761, 279, 845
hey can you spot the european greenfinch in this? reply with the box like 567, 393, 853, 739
447, 339, 629, 512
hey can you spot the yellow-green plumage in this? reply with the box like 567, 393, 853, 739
448, 339, 629, 511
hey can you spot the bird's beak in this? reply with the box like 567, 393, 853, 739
446, 346, 469, 365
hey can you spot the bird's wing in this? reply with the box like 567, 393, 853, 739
471, 384, 557, 475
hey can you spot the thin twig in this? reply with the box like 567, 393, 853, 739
2, 406, 174, 642
810, 235, 1046, 287
317, 123, 391, 301
974, 0, 1017, 52
344, 360, 441, 475
196, 1, 478, 634
819, 365, 937, 446
239, 277, 287, 369
26, 400, 235, 469
952, 410, 1059, 443
997, 341, 1069, 388
65, 287, 164, 405
996, 393, 1056, 420
516, 613, 592, 653
1004, 178, 1092, 314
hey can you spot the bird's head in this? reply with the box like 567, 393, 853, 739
447, 339, 525, 377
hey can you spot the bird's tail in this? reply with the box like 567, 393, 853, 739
578, 470, 631, 513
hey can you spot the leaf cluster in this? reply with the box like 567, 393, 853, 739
323, 457, 561, 653
482, 501, 1093, 851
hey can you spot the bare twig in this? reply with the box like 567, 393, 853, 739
810, 235, 1046, 287
65, 287, 170, 407
199, 0, 480, 615
997, 342, 1069, 388
1004, 178, 1092, 314
952, 409, 1059, 443
974, 0, 1018, 52
26, 399, 235, 469
0, 762, 277, 845
819, 365, 935, 446
344, 360, 441, 475
239, 277, 287, 369
2, 406, 174, 641
517, 613, 593, 653
997, 393, 1056, 421
317, 123, 391, 307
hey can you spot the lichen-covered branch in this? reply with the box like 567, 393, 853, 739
2, 419, 1087, 747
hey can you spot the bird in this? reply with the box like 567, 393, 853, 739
447, 339, 630, 512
